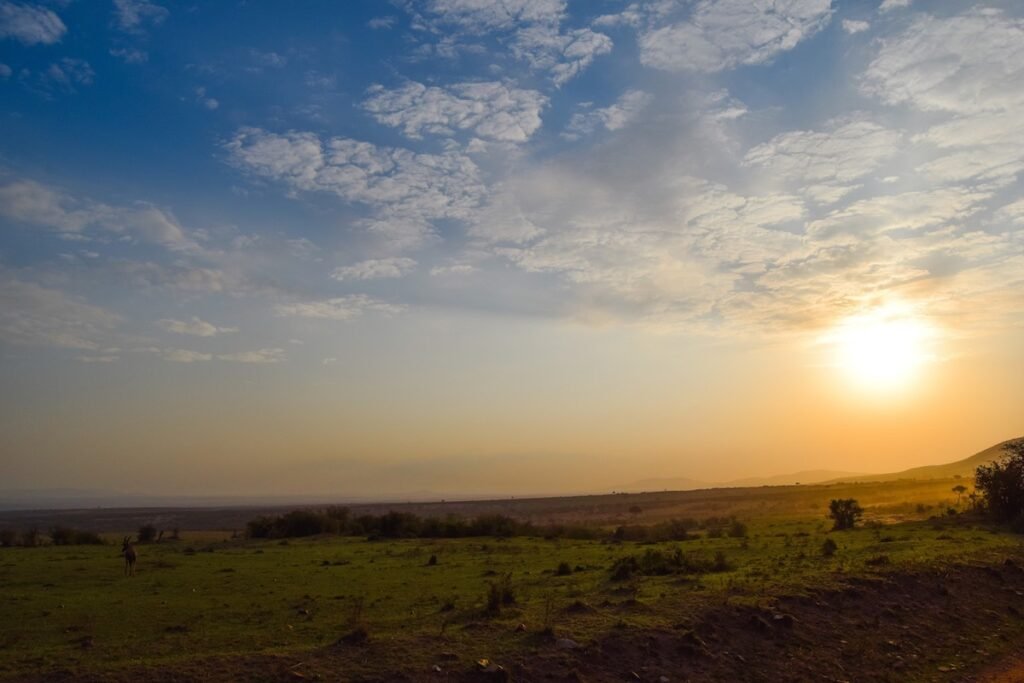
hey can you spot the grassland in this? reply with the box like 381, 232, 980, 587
3, 491, 1024, 681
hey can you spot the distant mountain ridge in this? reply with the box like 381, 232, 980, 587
825, 438, 1022, 484
624, 469, 865, 493
624, 437, 1023, 493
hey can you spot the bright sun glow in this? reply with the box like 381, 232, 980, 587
826, 304, 937, 392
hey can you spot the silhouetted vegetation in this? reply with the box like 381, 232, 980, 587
0, 529, 17, 547
975, 440, 1024, 530
821, 538, 838, 557
829, 498, 864, 530
485, 573, 516, 615
610, 547, 730, 580
137, 524, 158, 543
244, 507, 747, 542
49, 527, 104, 546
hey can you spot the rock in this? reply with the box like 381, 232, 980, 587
660, 677, 670, 682
515, 623, 526, 632
432, 665, 442, 673
555, 638, 580, 650
772, 613, 796, 628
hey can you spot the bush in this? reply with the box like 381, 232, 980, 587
821, 538, 838, 557
829, 499, 864, 531
555, 561, 572, 576
137, 524, 158, 543
976, 440, 1024, 525
727, 520, 748, 538
21, 528, 40, 547
485, 573, 516, 615
0, 529, 16, 547
610, 547, 729, 580
50, 527, 104, 546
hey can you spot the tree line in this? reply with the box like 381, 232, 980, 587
244, 507, 749, 541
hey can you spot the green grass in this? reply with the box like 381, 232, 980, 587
1, 514, 1022, 679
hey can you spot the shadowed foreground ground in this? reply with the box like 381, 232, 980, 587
15, 558, 1024, 682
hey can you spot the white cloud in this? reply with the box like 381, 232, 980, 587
861, 10, 1024, 115
113, 0, 168, 33
225, 128, 487, 230
564, 89, 652, 139
860, 10, 1024, 190
0, 63, 11, 79
841, 19, 869, 34
0, 179, 198, 250
23, 58, 94, 96
512, 25, 612, 86
286, 299, 399, 321
331, 257, 417, 281
0, 1, 65, 45
426, 0, 565, 32
639, 0, 833, 73
878, 0, 911, 13
110, 47, 148, 64
0, 275, 120, 351
156, 317, 237, 337
218, 348, 285, 364
743, 117, 902, 203
807, 187, 991, 239
367, 16, 395, 29
195, 86, 219, 110
162, 348, 212, 363
275, 295, 405, 321
430, 264, 477, 276
363, 81, 547, 143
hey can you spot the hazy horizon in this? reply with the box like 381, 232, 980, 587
2, 0, 1023, 499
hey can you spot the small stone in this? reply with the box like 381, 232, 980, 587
432, 665, 442, 673
515, 623, 526, 632
555, 638, 580, 650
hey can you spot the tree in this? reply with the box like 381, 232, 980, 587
975, 440, 1024, 526
828, 498, 864, 531
952, 484, 968, 506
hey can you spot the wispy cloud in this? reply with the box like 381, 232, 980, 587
156, 317, 238, 337
0, 1, 65, 45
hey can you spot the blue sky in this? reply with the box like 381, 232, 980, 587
1, 0, 1023, 497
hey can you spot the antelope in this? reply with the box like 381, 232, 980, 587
121, 536, 137, 576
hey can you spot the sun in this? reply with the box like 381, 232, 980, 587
825, 304, 937, 392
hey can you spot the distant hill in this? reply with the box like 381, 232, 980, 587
623, 469, 865, 493
827, 438, 1022, 484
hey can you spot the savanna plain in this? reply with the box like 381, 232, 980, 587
4, 453, 1024, 683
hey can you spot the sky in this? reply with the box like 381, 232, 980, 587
1, 0, 1023, 500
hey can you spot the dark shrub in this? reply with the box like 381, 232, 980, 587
821, 538, 838, 557
727, 520, 748, 538
137, 524, 158, 543
828, 499, 864, 530
486, 573, 516, 615
0, 529, 16, 547
976, 440, 1024, 525
610, 547, 728, 580
556, 561, 572, 576
21, 528, 40, 547
427, 554, 438, 566
50, 527, 103, 546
